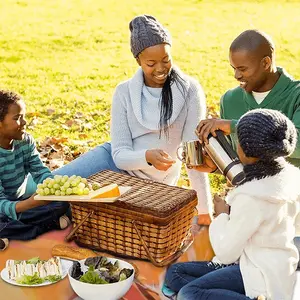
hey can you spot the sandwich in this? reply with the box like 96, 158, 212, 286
6, 257, 63, 282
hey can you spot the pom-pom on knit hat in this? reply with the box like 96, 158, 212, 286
237, 109, 297, 160
129, 15, 171, 58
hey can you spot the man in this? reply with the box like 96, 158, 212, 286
196, 29, 300, 170
196, 29, 300, 267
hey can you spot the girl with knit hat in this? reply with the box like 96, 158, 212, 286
47, 15, 212, 223
163, 108, 300, 300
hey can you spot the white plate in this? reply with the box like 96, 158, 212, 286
34, 186, 131, 203
0, 259, 73, 287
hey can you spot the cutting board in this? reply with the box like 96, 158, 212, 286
34, 186, 131, 203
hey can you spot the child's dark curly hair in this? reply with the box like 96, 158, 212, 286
0, 90, 22, 121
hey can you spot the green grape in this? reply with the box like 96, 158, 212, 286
48, 182, 53, 188
77, 189, 84, 195
60, 191, 66, 196
83, 187, 89, 195
55, 190, 61, 196
72, 187, 79, 194
50, 188, 55, 194
71, 180, 78, 187
43, 178, 51, 185
62, 175, 68, 183
36, 188, 44, 195
66, 188, 72, 195
42, 183, 48, 188
63, 182, 70, 189
60, 185, 67, 191
69, 175, 77, 181
54, 175, 62, 183
44, 188, 50, 195
92, 183, 101, 191
37, 184, 43, 189
53, 183, 60, 189
78, 182, 85, 190
81, 178, 88, 185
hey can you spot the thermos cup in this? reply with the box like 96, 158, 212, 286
177, 140, 203, 166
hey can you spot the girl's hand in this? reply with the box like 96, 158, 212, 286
146, 149, 176, 171
213, 194, 230, 217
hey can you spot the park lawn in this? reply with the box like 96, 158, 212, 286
0, 0, 300, 190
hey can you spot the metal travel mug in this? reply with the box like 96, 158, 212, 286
177, 140, 203, 166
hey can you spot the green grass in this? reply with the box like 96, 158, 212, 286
1, 0, 300, 191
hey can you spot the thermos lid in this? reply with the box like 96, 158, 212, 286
231, 172, 246, 185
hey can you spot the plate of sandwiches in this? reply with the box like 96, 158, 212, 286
1, 257, 73, 287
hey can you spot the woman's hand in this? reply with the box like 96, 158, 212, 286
146, 149, 176, 171
188, 149, 218, 173
213, 194, 230, 217
196, 118, 231, 145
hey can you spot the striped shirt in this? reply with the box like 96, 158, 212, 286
0, 133, 52, 220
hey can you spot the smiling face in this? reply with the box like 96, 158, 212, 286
137, 43, 172, 88
229, 49, 271, 93
0, 100, 27, 149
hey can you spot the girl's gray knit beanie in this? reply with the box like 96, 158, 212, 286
237, 108, 297, 160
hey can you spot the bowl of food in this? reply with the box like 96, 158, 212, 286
68, 256, 134, 300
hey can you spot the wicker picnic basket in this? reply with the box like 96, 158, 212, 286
65, 170, 198, 267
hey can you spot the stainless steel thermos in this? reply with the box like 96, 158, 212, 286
204, 131, 245, 186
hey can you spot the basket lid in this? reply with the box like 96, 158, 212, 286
88, 170, 197, 218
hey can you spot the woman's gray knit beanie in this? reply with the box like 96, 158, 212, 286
129, 15, 171, 58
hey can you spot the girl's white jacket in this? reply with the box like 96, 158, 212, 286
209, 163, 300, 300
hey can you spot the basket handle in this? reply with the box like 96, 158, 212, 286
65, 210, 94, 242
132, 221, 193, 267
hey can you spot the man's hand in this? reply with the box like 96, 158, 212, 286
146, 149, 176, 171
213, 194, 230, 217
196, 118, 231, 145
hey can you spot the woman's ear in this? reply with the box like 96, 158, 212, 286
136, 57, 141, 66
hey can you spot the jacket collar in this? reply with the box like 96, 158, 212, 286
226, 162, 300, 205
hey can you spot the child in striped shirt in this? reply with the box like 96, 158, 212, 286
0, 90, 70, 240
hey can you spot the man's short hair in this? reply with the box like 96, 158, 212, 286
230, 29, 275, 59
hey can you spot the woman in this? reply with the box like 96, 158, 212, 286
53, 15, 212, 221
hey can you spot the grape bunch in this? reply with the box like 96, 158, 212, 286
36, 175, 91, 196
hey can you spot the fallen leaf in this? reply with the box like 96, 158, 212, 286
61, 124, 70, 130
49, 159, 65, 170
79, 133, 88, 139
47, 108, 55, 115
65, 119, 75, 127
74, 119, 83, 126
82, 122, 93, 130
70, 139, 88, 146
74, 112, 84, 118
27, 112, 41, 117
27, 116, 39, 129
